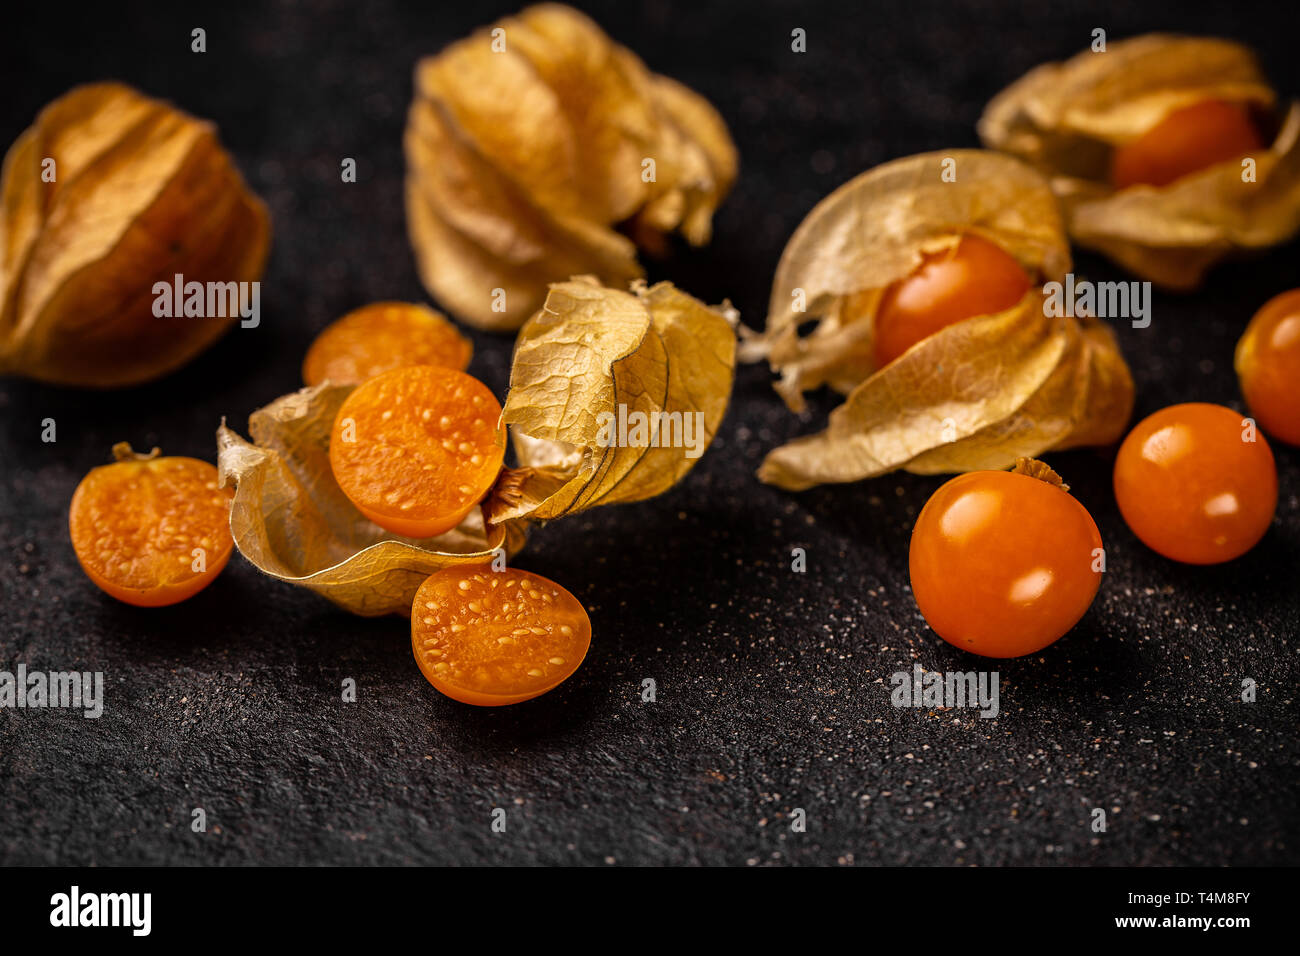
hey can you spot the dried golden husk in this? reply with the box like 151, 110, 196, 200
485, 277, 737, 524
218, 278, 735, 615
0, 83, 271, 386
744, 149, 1134, 491
978, 34, 1300, 289
404, 3, 737, 331
216, 383, 526, 617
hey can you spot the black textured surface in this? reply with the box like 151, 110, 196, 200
1, 0, 1297, 866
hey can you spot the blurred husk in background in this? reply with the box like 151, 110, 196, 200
979, 34, 1300, 289
0, 82, 270, 387
404, 3, 737, 332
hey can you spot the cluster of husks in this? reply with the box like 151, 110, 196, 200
0, 83, 270, 387
404, 3, 737, 331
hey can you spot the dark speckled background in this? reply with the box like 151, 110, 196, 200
1, 0, 1296, 866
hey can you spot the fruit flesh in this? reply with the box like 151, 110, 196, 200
1110, 99, 1263, 190
69, 454, 234, 607
329, 365, 504, 538
873, 234, 1032, 368
909, 469, 1103, 658
411, 566, 591, 706
302, 301, 472, 387
1113, 402, 1277, 564
1236, 289, 1300, 447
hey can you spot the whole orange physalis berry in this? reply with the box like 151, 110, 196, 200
909, 460, 1104, 658
1235, 289, 1300, 447
1110, 100, 1263, 190
873, 234, 1032, 368
1113, 403, 1277, 564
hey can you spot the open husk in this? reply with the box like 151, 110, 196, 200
978, 34, 1300, 289
404, 3, 737, 331
0, 82, 270, 386
743, 149, 1134, 491
218, 278, 735, 614
217, 384, 525, 617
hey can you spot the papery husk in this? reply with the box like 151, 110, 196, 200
483, 276, 737, 524
216, 383, 525, 617
742, 149, 1073, 411
742, 149, 1134, 491
757, 294, 1134, 490
404, 3, 737, 331
0, 82, 270, 386
978, 34, 1300, 289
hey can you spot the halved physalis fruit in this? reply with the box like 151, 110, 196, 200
302, 301, 472, 386
69, 443, 234, 607
329, 365, 505, 537
412, 565, 591, 706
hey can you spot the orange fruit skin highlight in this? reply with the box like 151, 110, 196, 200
1236, 289, 1300, 447
303, 301, 472, 387
329, 365, 504, 538
412, 566, 592, 706
1114, 403, 1277, 565
69, 456, 234, 607
873, 234, 1032, 368
909, 470, 1103, 658
1110, 99, 1263, 190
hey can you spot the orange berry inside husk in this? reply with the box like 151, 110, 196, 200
1110, 99, 1264, 190
873, 234, 1032, 368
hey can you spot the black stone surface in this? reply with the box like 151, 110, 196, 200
1, 0, 1296, 866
